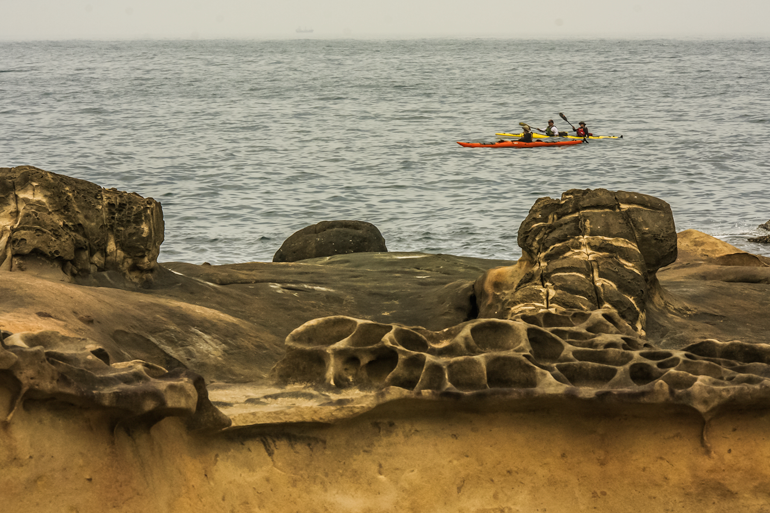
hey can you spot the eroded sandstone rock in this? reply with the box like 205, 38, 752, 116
475, 188, 677, 335
273, 220, 387, 262
269, 189, 770, 416
0, 330, 229, 431
270, 309, 770, 416
272, 310, 649, 391
2, 174, 770, 428
0, 166, 164, 286
5, 173, 770, 512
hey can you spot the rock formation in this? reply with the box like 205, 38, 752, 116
749, 235, 770, 243
271, 189, 770, 418
272, 308, 770, 415
758, 219, 770, 231
0, 166, 163, 286
475, 188, 677, 334
0, 330, 229, 431
273, 220, 387, 262
4, 171, 770, 512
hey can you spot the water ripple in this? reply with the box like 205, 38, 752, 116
2, 39, 769, 264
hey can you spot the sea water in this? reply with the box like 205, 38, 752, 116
2, 38, 769, 264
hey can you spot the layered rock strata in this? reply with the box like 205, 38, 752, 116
476, 188, 677, 335
0, 166, 163, 286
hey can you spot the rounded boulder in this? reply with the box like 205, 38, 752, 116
273, 220, 387, 263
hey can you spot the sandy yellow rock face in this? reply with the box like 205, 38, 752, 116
3, 394, 770, 513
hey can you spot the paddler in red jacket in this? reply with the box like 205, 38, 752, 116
574, 122, 592, 138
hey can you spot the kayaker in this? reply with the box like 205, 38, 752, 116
519, 125, 534, 143
544, 120, 559, 137
574, 122, 592, 138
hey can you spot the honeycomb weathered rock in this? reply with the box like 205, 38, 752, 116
271, 189, 770, 415
272, 311, 770, 414
0, 166, 164, 286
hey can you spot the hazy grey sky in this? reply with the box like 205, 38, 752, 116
1, 0, 769, 40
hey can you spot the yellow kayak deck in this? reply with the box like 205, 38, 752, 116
495, 132, 623, 140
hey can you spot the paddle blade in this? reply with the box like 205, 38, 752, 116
518, 122, 529, 126
559, 112, 569, 122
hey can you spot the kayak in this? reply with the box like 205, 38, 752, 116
458, 140, 585, 148
457, 140, 585, 148
495, 132, 623, 140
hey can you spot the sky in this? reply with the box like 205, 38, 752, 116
1, 0, 769, 40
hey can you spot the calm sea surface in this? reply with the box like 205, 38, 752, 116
2, 39, 769, 264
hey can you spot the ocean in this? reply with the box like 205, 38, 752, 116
2, 38, 769, 264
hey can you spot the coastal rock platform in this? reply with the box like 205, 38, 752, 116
3, 167, 770, 512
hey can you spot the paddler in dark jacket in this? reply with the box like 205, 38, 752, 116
519, 125, 534, 142
574, 122, 592, 138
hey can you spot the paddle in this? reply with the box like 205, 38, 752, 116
519, 122, 546, 133
558, 112, 576, 131
559, 112, 588, 143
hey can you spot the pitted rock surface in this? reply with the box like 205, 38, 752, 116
273, 220, 387, 262
0, 166, 164, 285
270, 190, 770, 415
475, 188, 677, 334
272, 312, 770, 414
0, 330, 230, 431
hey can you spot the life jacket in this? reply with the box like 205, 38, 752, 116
546, 126, 557, 136
576, 127, 586, 137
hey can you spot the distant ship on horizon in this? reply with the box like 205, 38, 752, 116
295, 27, 314, 34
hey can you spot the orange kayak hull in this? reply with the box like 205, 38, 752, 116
457, 140, 585, 148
